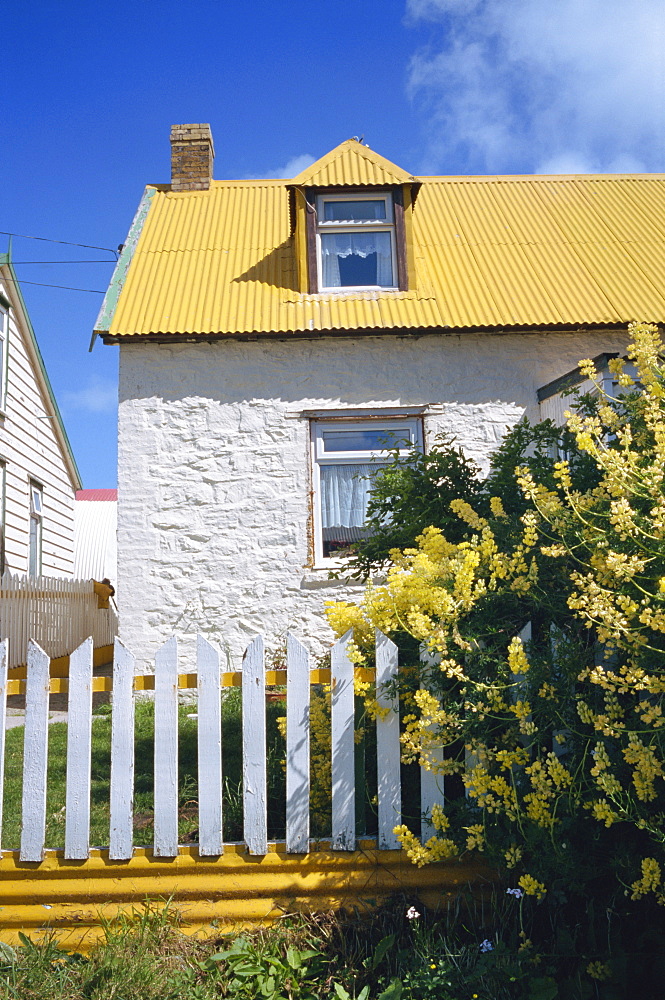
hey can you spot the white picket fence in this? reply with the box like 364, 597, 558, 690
0, 573, 117, 668
0, 630, 444, 862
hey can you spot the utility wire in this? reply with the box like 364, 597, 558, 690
11, 260, 115, 265
0, 230, 118, 257
0, 273, 104, 294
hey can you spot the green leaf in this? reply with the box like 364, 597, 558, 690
232, 964, 265, 976
0, 942, 16, 962
334, 984, 352, 1000
377, 979, 402, 1000
528, 976, 559, 1000
370, 934, 396, 970
286, 945, 302, 968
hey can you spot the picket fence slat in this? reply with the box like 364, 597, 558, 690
20, 641, 50, 862
110, 639, 135, 860
286, 632, 309, 854
0, 640, 8, 850
9, 627, 452, 861
420, 645, 444, 840
154, 637, 179, 857
243, 636, 267, 855
197, 635, 223, 856
0, 572, 118, 669
376, 630, 401, 850
65, 637, 94, 859
331, 629, 355, 851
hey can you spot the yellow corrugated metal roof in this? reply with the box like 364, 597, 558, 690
99, 151, 665, 338
291, 139, 416, 187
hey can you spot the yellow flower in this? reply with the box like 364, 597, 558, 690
507, 636, 529, 674
587, 961, 611, 981
504, 845, 522, 869
489, 496, 507, 518
630, 857, 662, 900
464, 823, 485, 851
518, 874, 546, 900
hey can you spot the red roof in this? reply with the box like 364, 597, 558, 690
75, 489, 117, 501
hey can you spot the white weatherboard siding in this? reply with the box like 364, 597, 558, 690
117, 330, 628, 670
0, 274, 77, 577
74, 500, 118, 581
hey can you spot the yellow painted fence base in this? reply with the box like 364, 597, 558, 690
0, 843, 488, 953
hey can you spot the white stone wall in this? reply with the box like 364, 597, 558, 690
117, 330, 628, 670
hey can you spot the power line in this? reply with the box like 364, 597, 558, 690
0, 273, 104, 294
0, 230, 118, 257
11, 260, 115, 265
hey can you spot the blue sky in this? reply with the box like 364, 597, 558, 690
3, 0, 664, 486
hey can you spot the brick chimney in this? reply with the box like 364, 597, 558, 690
169, 124, 215, 191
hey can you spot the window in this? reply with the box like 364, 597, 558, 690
0, 462, 5, 576
316, 192, 397, 290
29, 481, 42, 578
311, 418, 422, 563
0, 304, 7, 411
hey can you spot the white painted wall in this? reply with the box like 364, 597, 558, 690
0, 274, 77, 577
117, 329, 629, 670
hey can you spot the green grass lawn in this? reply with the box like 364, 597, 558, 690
1, 692, 288, 850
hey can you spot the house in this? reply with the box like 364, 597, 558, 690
0, 252, 82, 577
94, 124, 665, 669
74, 489, 117, 583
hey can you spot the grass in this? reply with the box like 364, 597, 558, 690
0, 889, 660, 998
0, 686, 411, 850
1, 691, 288, 850
0, 897, 456, 1000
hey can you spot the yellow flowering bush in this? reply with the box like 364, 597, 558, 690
327, 324, 665, 985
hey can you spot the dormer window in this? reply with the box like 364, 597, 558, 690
316, 192, 396, 290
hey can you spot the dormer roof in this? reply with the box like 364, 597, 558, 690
290, 140, 416, 188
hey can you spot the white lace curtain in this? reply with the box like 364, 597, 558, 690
320, 231, 393, 287
320, 464, 381, 535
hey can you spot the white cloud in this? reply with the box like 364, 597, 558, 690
271, 154, 317, 179
247, 153, 316, 180
62, 375, 117, 414
407, 0, 665, 174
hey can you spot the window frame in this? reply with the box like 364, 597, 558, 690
0, 303, 7, 413
305, 186, 408, 294
0, 461, 5, 576
315, 191, 397, 292
310, 416, 422, 566
28, 479, 43, 578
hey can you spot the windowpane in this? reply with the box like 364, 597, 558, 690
323, 428, 408, 452
29, 516, 41, 577
320, 231, 393, 288
320, 463, 384, 557
313, 416, 421, 561
323, 200, 386, 222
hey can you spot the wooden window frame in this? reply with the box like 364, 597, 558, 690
304, 185, 408, 294
29, 480, 43, 578
310, 415, 422, 566
0, 304, 7, 413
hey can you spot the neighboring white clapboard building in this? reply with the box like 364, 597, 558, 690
74, 489, 117, 584
94, 125, 665, 669
0, 253, 82, 577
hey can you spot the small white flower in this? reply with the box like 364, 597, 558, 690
406, 906, 421, 920
506, 887, 524, 898
479, 939, 493, 953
